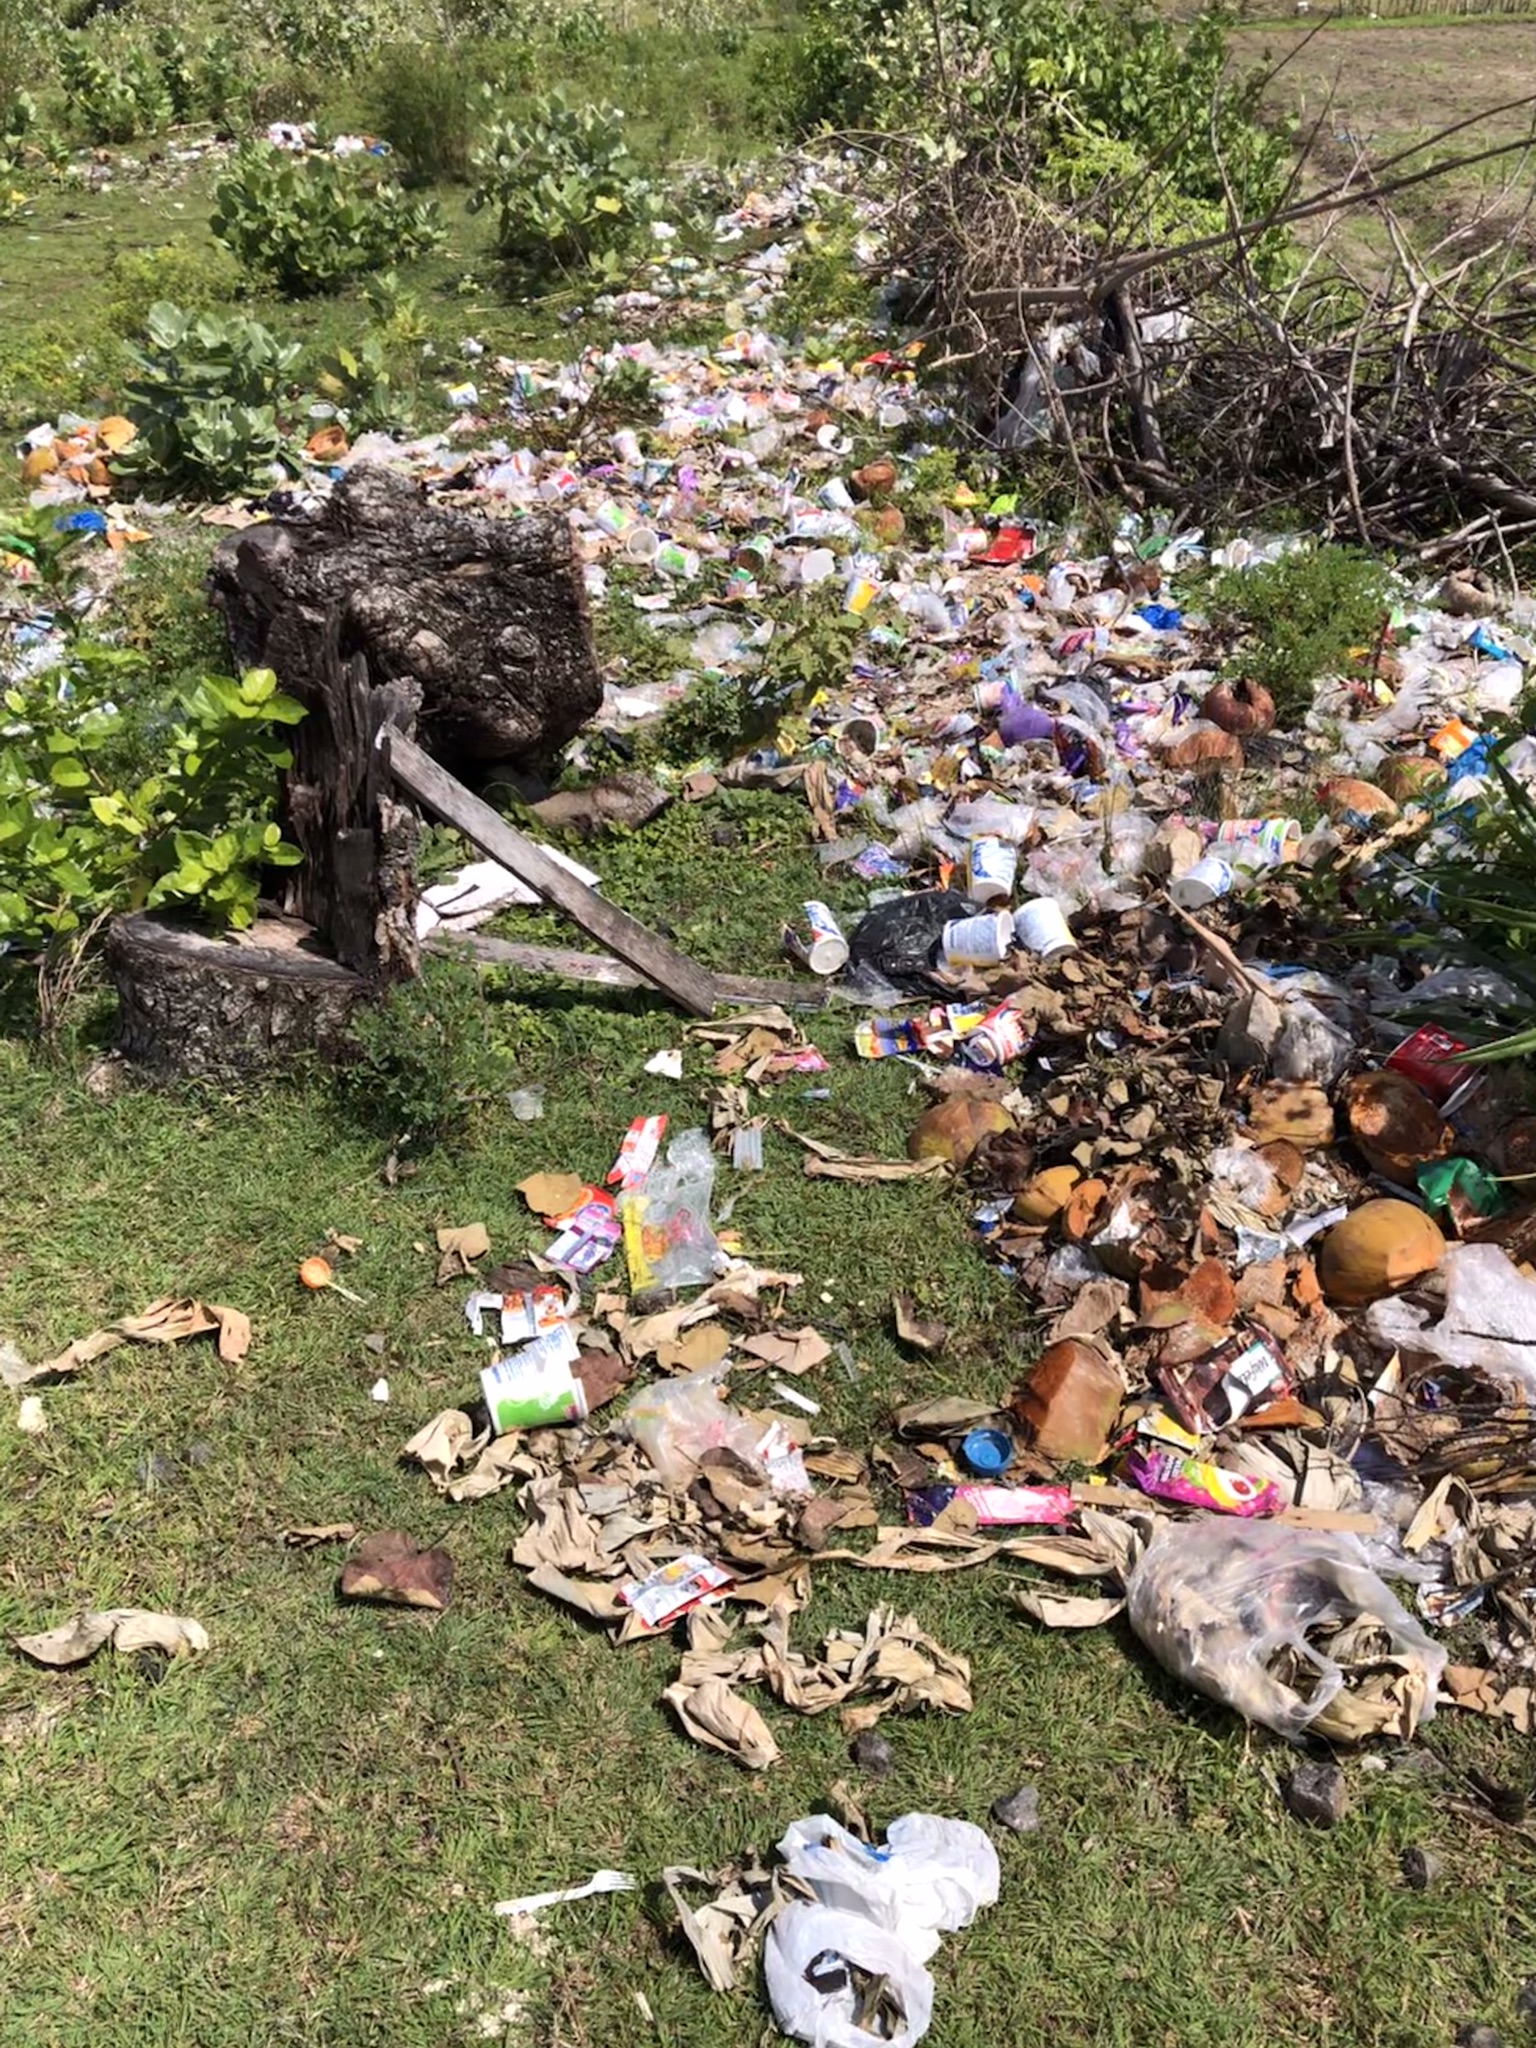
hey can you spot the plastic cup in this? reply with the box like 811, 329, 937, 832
612, 427, 642, 466
1214, 817, 1300, 866
1170, 856, 1234, 910
820, 478, 856, 512
654, 540, 699, 579
1013, 898, 1076, 957
961, 1427, 1015, 1477
795, 901, 849, 975
623, 526, 660, 564
480, 1348, 588, 1435
941, 911, 1013, 968
968, 838, 1018, 905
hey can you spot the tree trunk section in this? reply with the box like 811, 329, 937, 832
106, 912, 368, 1079
208, 463, 602, 773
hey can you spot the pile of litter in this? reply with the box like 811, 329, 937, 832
9, 150, 1536, 2043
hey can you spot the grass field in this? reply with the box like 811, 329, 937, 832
1231, 17, 1536, 257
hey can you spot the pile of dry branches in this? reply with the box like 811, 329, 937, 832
891, 90, 1536, 558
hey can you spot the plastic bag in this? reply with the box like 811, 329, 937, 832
776, 1814, 999, 1965
621, 1128, 718, 1291
848, 890, 970, 993
622, 1367, 766, 1489
765, 1904, 934, 2048
1366, 1243, 1536, 1401
1125, 1520, 1447, 1744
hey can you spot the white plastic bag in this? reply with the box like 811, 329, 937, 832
765, 1903, 934, 2048
776, 1814, 999, 1964
1125, 1520, 1446, 1744
1366, 1243, 1536, 1402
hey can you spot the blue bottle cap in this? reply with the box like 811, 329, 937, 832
961, 1427, 1014, 1477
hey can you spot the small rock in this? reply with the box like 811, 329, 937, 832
1516, 1979, 1536, 2030
1455, 2028, 1505, 2048
1282, 1760, 1348, 1829
849, 1729, 894, 1777
1388, 1746, 1444, 1780
183, 1439, 215, 1470
1400, 1845, 1441, 1891
136, 1451, 180, 1488
991, 1785, 1041, 1834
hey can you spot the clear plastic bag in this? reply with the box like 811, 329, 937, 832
1125, 1520, 1447, 1744
1366, 1243, 1536, 1401
620, 1128, 719, 1291
765, 1904, 934, 2048
775, 1813, 999, 1965
622, 1367, 765, 1489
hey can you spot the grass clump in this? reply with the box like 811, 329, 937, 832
1207, 544, 1396, 722
338, 953, 511, 1146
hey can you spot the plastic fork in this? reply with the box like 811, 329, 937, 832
492, 1870, 637, 1918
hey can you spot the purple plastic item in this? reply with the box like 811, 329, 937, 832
999, 685, 1057, 746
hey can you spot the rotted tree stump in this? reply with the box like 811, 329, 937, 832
106, 912, 369, 1079
208, 463, 603, 772
109, 464, 604, 1077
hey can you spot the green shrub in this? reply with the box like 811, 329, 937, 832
115, 300, 301, 498
211, 144, 442, 297
103, 236, 245, 338
0, 651, 304, 946
367, 41, 478, 183
338, 953, 509, 1145
1207, 545, 1395, 724
112, 530, 231, 692
59, 29, 171, 144
762, 0, 1287, 242
468, 91, 653, 280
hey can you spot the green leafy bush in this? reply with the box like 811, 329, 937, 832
762, 0, 1286, 239
367, 41, 479, 183
0, 653, 305, 945
116, 300, 301, 497
469, 91, 653, 280
338, 953, 509, 1145
59, 30, 171, 145
211, 145, 442, 298
104, 235, 246, 338
1207, 545, 1395, 723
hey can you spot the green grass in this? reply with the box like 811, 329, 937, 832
3, 788, 1536, 2047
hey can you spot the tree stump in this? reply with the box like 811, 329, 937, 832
106, 912, 368, 1079
208, 464, 602, 773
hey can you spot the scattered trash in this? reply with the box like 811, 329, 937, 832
15, 1608, 209, 1666
492, 1869, 637, 1919
16, 1297, 250, 1384
1126, 1522, 1446, 1743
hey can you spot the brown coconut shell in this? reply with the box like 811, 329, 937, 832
1341, 1070, 1453, 1181
1012, 1164, 1081, 1226
851, 458, 897, 501
1318, 777, 1399, 824
1376, 755, 1446, 806
908, 1097, 1015, 1169
1010, 1339, 1125, 1464
1317, 1199, 1446, 1306
1165, 728, 1245, 775
1203, 678, 1277, 737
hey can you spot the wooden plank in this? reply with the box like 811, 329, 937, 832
383, 728, 719, 1017
429, 931, 827, 1013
